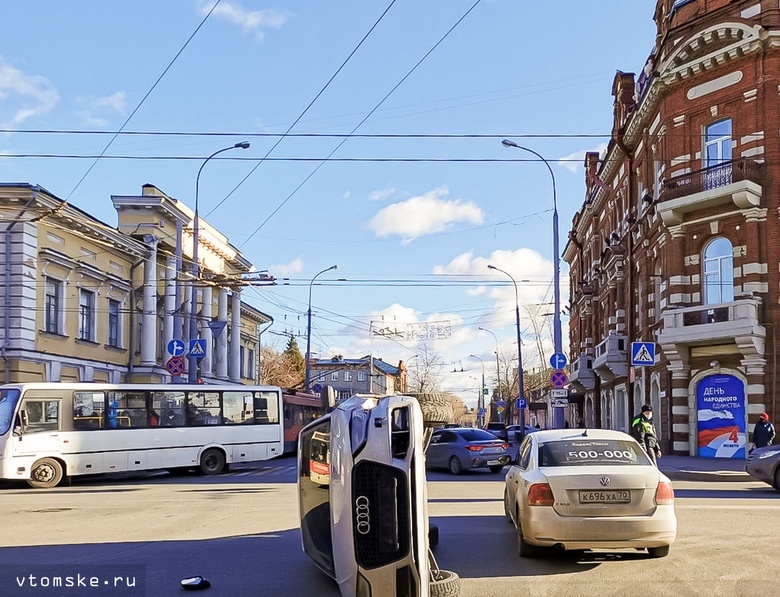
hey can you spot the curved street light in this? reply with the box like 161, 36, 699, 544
188, 141, 250, 383
500, 139, 562, 357
487, 264, 524, 425
478, 326, 501, 399
305, 264, 338, 390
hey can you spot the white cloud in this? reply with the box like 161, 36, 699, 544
204, 2, 289, 40
366, 186, 483, 243
559, 142, 608, 173
0, 57, 59, 127
368, 187, 396, 202
269, 256, 303, 276
75, 91, 127, 126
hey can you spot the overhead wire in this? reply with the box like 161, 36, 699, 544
64, 0, 225, 201
238, 0, 486, 248
204, 0, 400, 219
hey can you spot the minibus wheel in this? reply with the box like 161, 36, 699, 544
199, 449, 226, 475
28, 458, 64, 489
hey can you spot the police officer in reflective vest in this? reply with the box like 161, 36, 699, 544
631, 404, 662, 466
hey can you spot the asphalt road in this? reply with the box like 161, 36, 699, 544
0, 455, 778, 597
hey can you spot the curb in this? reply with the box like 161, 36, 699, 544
662, 470, 751, 483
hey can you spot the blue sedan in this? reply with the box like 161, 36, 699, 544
426, 428, 511, 474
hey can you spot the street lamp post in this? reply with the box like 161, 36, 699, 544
500, 139, 562, 358
469, 354, 486, 427
188, 141, 250, 383
478, 326, 501, 400
487, 264, 524, 427
305, 265, 338, 391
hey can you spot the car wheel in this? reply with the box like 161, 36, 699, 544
448, 456, 463, 475
503, 489, 513, 524
199, 448, 226, 475
773, 466, 780, 491
647, 545, 670, 558
429, 569, 461, 597
516, 514, 542, 558
28, 458, 64, 489
489, 465, 504, 473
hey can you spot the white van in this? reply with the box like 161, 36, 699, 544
297, 394, 460, 597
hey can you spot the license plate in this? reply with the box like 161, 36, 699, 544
487, 459, 502, 465
579, 490, 630, 504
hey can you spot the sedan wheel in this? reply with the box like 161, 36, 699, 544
516, 514, 542, 558
773, 466, 780, 491
448, 456, 463, 475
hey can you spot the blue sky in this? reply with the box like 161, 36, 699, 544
1, 1, 657, 406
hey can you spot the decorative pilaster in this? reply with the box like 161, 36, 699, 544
216, 288, 228, 379
229, 289, 241, 382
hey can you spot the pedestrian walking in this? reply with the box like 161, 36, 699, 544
752, 413, 775, 451
631, 404, 662, 466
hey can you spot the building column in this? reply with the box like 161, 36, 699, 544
141, 235, 159, 366
200, 286, 213, 377
229, 289, 241, 382
164, 255, 177, 347
216, 288, 229, 380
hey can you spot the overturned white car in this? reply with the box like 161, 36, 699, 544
298, 394, 460, 597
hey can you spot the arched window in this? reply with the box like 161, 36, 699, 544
703, 237, 734, 304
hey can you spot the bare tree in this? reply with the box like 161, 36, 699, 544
260, 335, 305, 388
407, 344, 444, 394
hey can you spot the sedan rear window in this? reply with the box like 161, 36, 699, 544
538, 439, 651, 467
458, 429, 500, 442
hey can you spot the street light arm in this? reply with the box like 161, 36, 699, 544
187, 141, 250, 383
501, 138, 562, 357
305, 264, 338, 390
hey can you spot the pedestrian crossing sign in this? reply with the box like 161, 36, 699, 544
631, 342, 655, 366
189, 339, 206, 358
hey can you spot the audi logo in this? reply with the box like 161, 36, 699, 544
355, 496, 371, 535
600, 476, 611, 486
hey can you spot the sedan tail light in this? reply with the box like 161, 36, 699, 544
655, 481, 675, 505
528, 483, 554, 506
467, 445, 484, 452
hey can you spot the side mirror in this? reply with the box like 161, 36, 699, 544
20, 410, 28, 428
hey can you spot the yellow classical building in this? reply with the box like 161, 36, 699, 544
0, 183, 271, 386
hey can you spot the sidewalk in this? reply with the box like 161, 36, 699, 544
658, 454, 751, 482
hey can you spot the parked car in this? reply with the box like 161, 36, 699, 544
504, 428, 677, 558
297, 394, 461, 597
484, 422, 508, 441
506, 424, 540, 444
745, 445, 780, 490
426, 427, 511, 474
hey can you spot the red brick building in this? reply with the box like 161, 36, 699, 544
564, 0, 778, 457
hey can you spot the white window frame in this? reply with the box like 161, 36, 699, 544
703, 237, 734, 305
107, 298, 122, 347
78, 288, 96, 341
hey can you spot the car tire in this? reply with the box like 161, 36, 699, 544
516, 516, 542, 558
489, 465, 504, 473
448, 456, 463, 475
429, 523, 439, 548
773, 466, 780, 491
199, 448, 226, 475
430, 569, 461, 597
647, 545, 670, 558
27, 458, 64, 489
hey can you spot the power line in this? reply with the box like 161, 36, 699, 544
64, 0, 224, 201
238, 0, 486, 247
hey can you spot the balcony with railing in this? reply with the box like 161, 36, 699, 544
593, 334, 629, 382
657, 298, 764, 347
657, 158, 763, 226
569, 354, 596, 391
